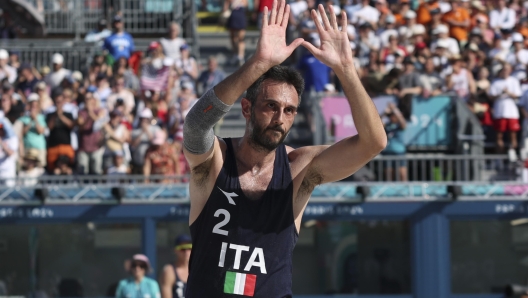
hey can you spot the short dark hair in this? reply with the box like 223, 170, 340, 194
246, 65, 304, 107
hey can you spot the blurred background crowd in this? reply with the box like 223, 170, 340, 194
0, 0, 527, 185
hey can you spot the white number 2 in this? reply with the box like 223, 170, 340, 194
213, 209, 230, 236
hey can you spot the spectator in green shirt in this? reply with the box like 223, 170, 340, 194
19, 93, 47, 167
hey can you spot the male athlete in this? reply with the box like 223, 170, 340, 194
183, 0, 386, 296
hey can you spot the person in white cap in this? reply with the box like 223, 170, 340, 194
44, 53, 72, 89
431, 24, 460, 56
0, 49, 17, 84
130, 108, 161, 173
506, 33, 528, 80
403, 10, 426, 40
115, 254, 161, 298
378, 14, 399, 47
19, 93, 47, 167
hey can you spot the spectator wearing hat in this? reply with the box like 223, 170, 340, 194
469, 0, 489, 30
351, 0, 380, 29
489, 0, 516, 32
19, 93, 47, 167
130, 108, 161, 173
143, 129, 179, 183
115, 254, 161, 298
106, 75, 135, 120
160, 22, 186, 62
103, 15, 135, 61
84, 19, 112, 44
488, 63, 522, 151
431, 24, 460, 57
44, 53, 72, 89
77, 90, 105, 175
34, 81, 53, 112
197, 56, 226, 97
417, 0, 440, 27
18, 149, 44, 187
441, 0, 471, 45
159, 234, 192, 298
16, 63, 41, 99
46, 88, 75, 173
506, 33, 528, 80
174, 44, 198, 85
141, 42, 173, 93
0, 49, 16, 84
0, 118, 17, 186
102, 109, 129, 172
378, 14, 398, 48
446, 54, 476, 102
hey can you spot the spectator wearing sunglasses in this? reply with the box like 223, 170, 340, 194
159, 234, 192, 298
115, 254, 161, 298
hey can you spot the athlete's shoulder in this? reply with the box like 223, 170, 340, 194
287, 145, 330, 164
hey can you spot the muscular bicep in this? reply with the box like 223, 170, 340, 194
159, 265, 175, 298
183, 136, 217, 169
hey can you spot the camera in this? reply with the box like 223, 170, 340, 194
116, 98, 124, 106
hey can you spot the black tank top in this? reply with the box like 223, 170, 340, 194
172, 265, 186, 298
186, 138, 298, 298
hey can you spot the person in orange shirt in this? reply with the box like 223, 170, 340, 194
394, 0, 411, 26
417, 0, 440, 26
441, 0, 470, 45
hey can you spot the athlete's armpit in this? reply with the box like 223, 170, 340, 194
191, 157, 214, 187
297, 167, 323, 199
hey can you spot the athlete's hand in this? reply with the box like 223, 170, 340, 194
252, 0, 304, 69
302, 5, 354, 73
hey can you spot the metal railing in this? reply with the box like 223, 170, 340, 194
0, 40, 99, 72
365, 154, 518, 182
28, 0, 187, 35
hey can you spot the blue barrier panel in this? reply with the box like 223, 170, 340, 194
404, 96, 452, 149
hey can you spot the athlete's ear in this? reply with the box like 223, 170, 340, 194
241, 97, 252, 120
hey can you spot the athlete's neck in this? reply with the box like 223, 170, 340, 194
234, 137, 276, 173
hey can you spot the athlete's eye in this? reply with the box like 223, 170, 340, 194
267, 103, 275, 108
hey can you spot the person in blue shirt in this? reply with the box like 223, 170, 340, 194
381, 103, 408, 181
296, 38, 331, 93
116, 254, 161, 298
103, 15, 135, 61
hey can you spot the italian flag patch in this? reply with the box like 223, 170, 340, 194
224, 271, 256, 296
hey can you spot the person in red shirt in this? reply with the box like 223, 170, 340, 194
254, 0, 274, 28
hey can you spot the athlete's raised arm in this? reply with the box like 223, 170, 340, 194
183, 0, 304, 169
300, 5, 387, 185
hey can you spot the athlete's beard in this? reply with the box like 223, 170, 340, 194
249, 111, 289, 152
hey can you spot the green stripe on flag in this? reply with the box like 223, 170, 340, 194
224, 271, 236, 294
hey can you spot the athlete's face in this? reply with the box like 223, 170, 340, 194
175, 245, 192, 262
243, 80, 299, 152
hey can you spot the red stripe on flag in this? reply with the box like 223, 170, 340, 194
243, 274, 256, 296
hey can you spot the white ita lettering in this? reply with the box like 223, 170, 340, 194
218, 242, 267, 274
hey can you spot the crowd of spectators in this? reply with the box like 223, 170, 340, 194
290, 0, 528, 160
2, 0, 528, 185
0, 15, 226, 186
